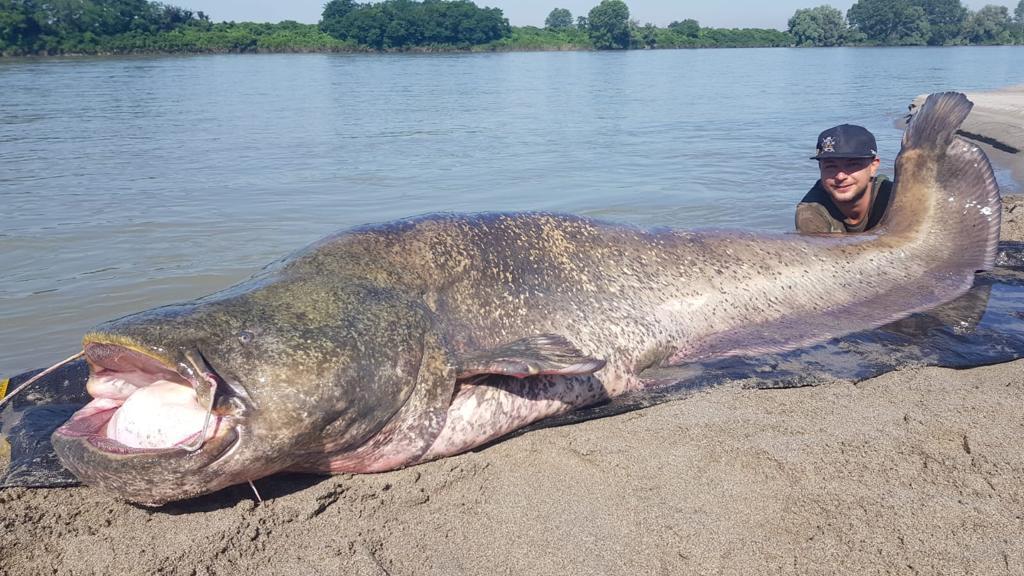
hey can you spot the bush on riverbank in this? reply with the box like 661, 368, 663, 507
95, 22, 355, 54
319, 0, 511, 49
0, 2, 357, 56
486, 26, 592, 50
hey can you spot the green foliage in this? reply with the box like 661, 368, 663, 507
587, 0, 630, 49
544, 7, 572, 30
638, 22, 657, 48
75, 21, 352, 53
847, 0, 931, 45
797, 0, 1011, 46
0, 1, 40, 54
320, 0, 357, 37
911, 0, 968, 45
488, 25, 590, 50
788, 5, 850, 46
318, 0, 510, 50
0, 0, 212, 55
963, 4, 1013, 44
696, 27, 793, 47
667, 18, 699, 38
642, 24, 791, 48
1015, 0, 1024, 43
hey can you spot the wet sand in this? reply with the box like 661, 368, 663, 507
4, 91, 1024, 575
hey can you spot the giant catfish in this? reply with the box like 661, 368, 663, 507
52, 92, 1001, 505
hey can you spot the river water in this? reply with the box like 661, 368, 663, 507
2, 46, 1024, 375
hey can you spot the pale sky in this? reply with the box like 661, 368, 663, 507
182, 0, 1021, 29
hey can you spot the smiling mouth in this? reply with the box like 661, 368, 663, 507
55, 340, 231, 454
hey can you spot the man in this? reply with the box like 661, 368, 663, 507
795, 124, 893, 234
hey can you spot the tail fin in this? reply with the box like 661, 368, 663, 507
883, 92, 1001, 271
902, 91, 972, 151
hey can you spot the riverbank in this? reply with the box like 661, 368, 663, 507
2, 221, 1024, 575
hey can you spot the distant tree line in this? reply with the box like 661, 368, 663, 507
318, 0, 510, 49
537, 0, 791, 50
2, 0, 1023, 56
0, 0, 362, 55
0, 0, 210, 53
788, 0, 1024, 46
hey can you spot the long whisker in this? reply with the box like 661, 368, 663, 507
248, 480, 263, 503
0, 351, 85, 411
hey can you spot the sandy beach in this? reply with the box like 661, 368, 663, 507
3, 89, 1024, 576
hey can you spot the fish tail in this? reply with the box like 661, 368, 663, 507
901, 91, 973, 151
883, 91, 1001, 271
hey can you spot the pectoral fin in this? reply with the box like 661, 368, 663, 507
456, 334, 605, 379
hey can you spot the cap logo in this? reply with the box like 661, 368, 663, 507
821, 136, 836, 153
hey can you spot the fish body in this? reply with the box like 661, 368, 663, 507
52, 93, 1001, 505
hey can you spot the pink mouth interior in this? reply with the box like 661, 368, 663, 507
57, 343, 220, 452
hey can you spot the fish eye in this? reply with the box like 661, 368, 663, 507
238, 330, 255, 344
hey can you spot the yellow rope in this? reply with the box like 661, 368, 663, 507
0, 378, 10, 464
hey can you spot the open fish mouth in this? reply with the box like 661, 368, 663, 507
55, 340, 230, 454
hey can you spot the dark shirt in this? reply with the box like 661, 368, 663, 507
795, 175, 893, 234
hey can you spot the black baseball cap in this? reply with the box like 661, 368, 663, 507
810, 124, 878, 160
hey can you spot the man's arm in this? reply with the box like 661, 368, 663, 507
796, 202, 845, 233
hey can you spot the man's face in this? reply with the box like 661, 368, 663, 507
818, 157, 880, 204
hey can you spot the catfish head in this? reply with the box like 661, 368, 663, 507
51, 277, 455, 506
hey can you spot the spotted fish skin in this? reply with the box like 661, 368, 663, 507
51, 92, 1000, 505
